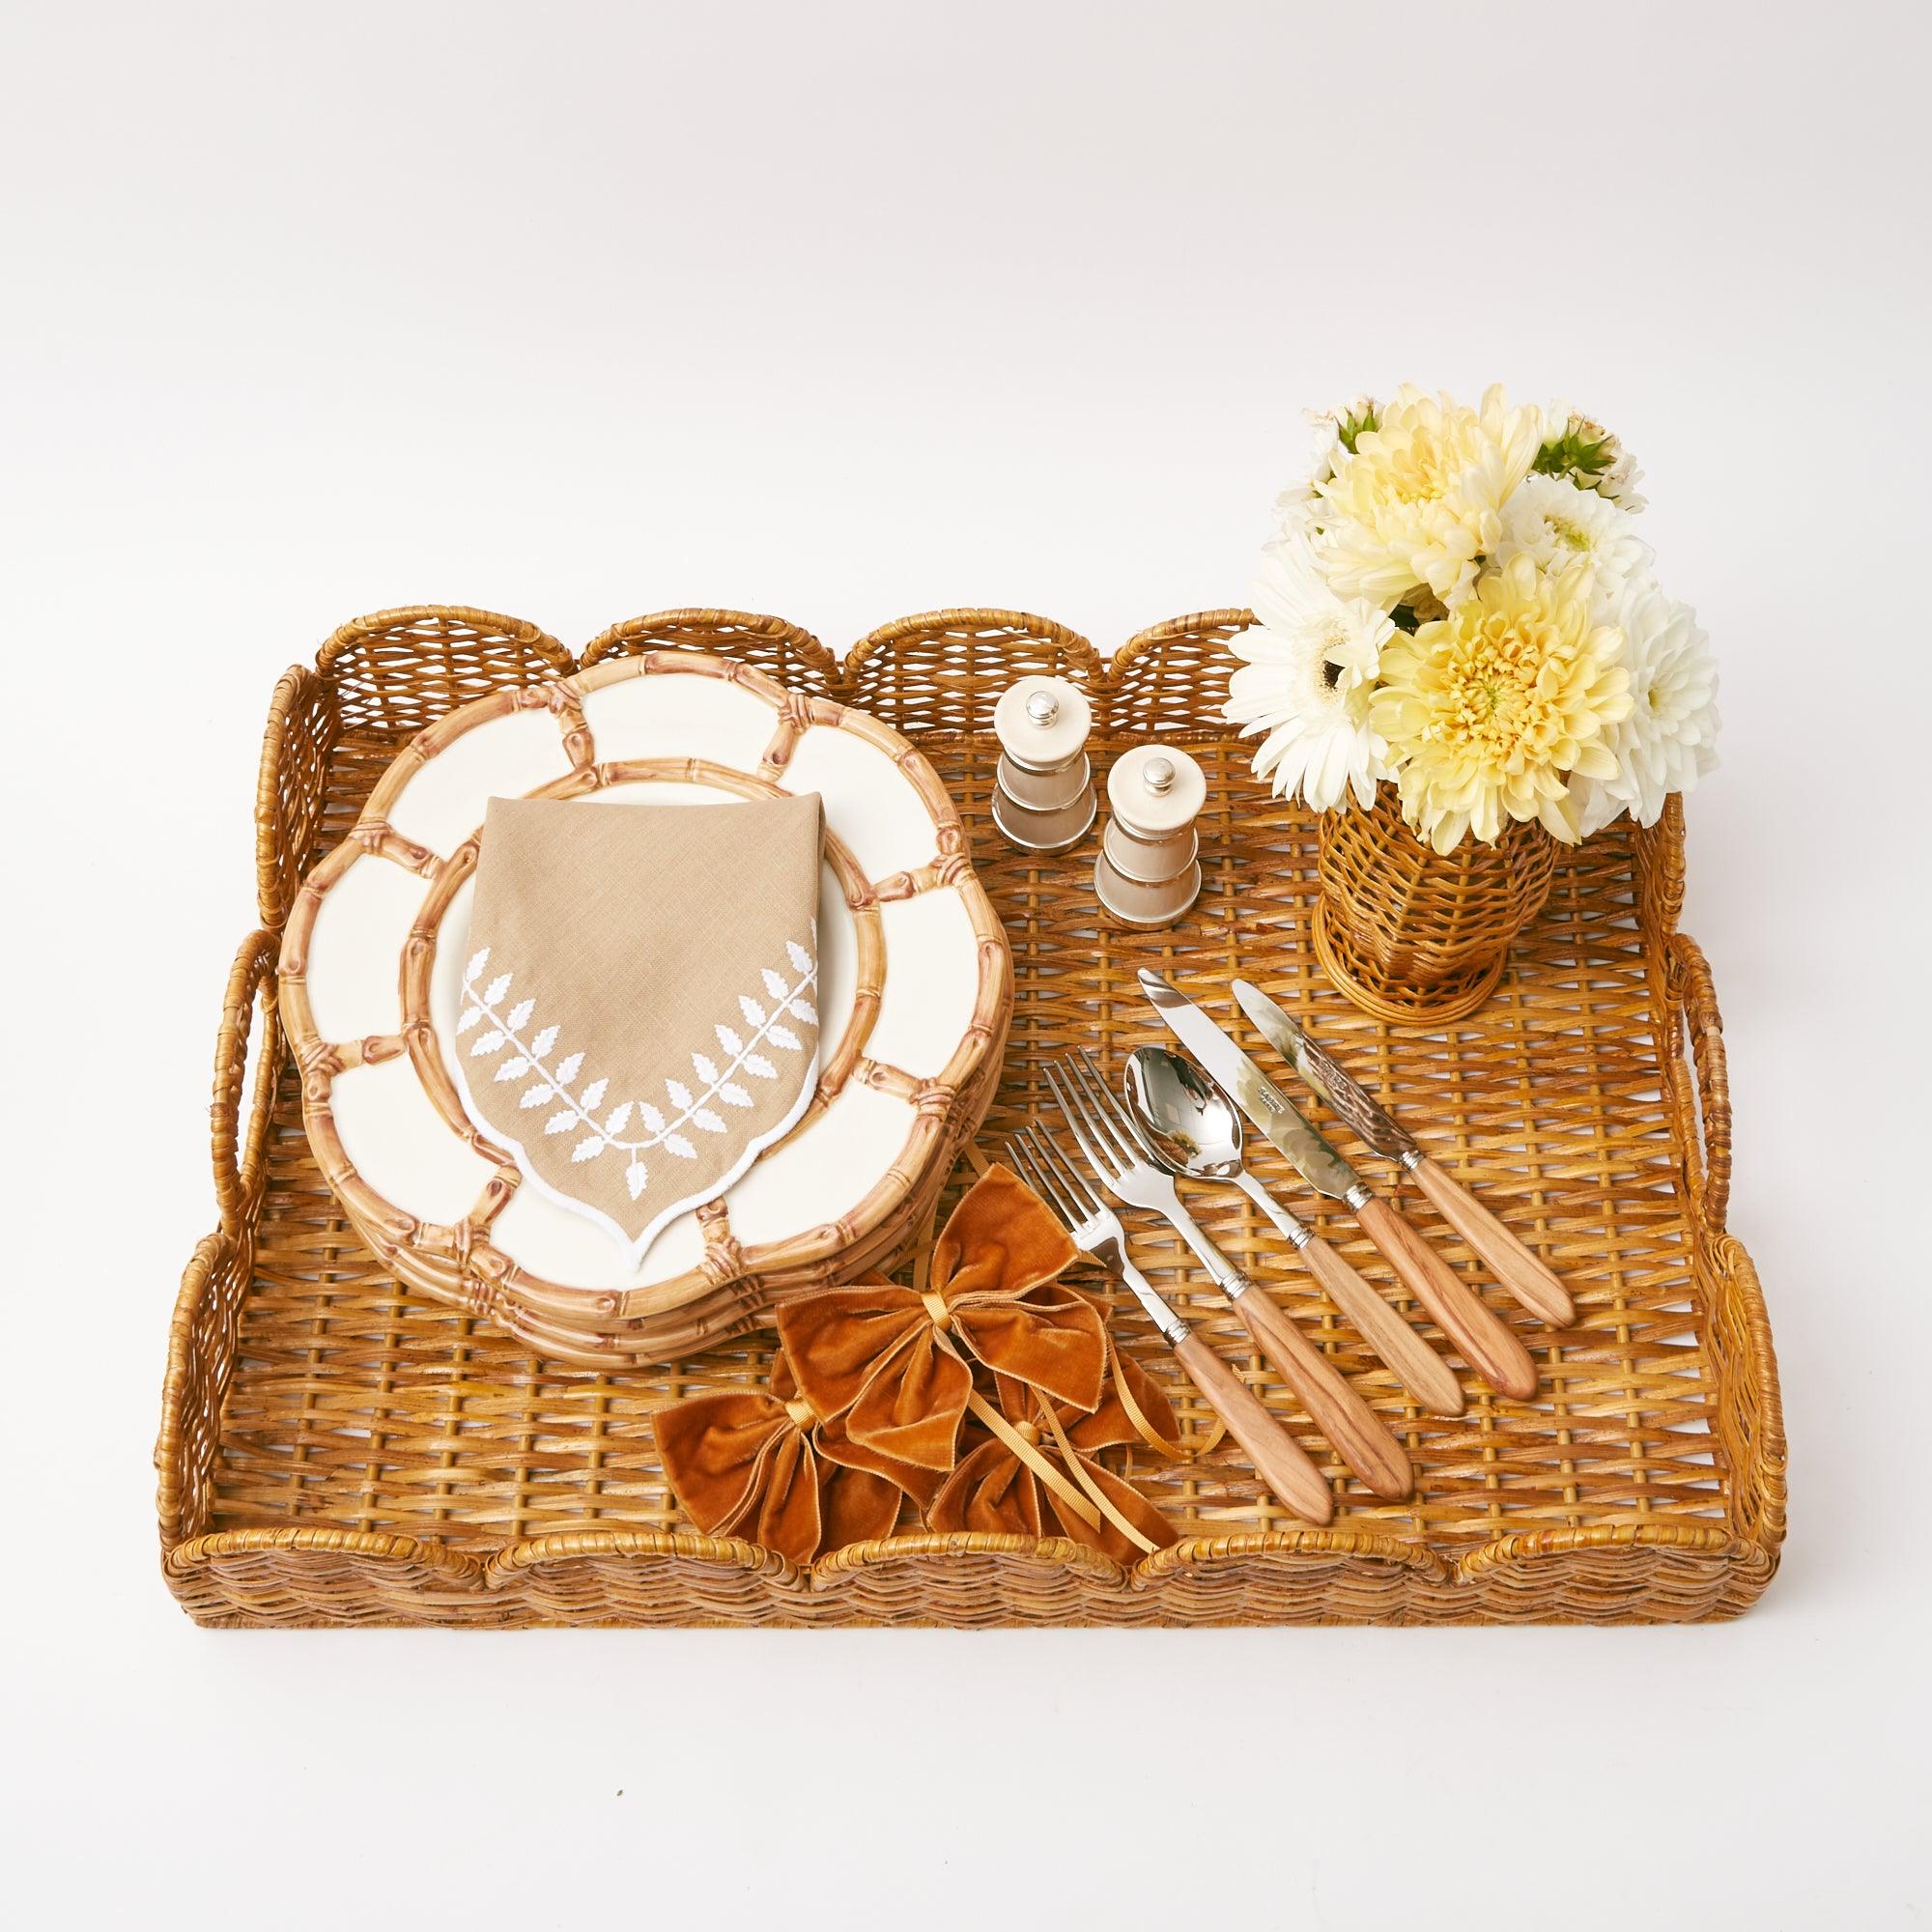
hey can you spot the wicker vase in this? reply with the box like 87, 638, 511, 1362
1314, 787, 1556, 1023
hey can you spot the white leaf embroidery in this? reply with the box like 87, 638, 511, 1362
463, 937, 819, 1214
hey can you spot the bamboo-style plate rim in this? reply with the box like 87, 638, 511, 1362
276, 646, 1012, 1354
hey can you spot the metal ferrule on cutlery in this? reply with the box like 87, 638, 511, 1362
1231, 979, 1577, 1329
1138, 969, 1538, 1403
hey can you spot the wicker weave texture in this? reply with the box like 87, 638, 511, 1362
156, 607, 1785, 1625
1315, 786, 1559, 1024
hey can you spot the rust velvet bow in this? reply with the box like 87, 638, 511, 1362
774, 1163, 1108, 1470
653, 1353, 941, 1567
928, 1356, 1183, 1563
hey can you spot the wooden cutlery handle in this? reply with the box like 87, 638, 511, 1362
1173, 1329, 1334, 1525
1354, 1194, 1538, 1402
1298, 1234, 1465, 1418
1224, 1276, 1414, 1500
1406, 1154, 1575, 1326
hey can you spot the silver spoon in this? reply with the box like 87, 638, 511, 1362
1123, 1045, 1464, 1417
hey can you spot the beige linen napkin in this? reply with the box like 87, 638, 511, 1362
454, 793, 823, 1263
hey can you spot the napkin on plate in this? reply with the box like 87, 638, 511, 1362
454, 792, 823, 1262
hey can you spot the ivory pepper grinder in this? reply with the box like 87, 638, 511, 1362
1094, 744, 1205, 927
991, 674, 1096, 854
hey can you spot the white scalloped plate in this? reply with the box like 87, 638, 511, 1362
279, 651, 1007, 1344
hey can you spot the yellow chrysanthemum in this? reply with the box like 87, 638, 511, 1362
1314, 384, 1543, 609
1371, 554, 1632, 852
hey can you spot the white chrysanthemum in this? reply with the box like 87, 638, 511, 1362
1225, 534, 1393, 810
1275, 394, 1378, 528
1496, 474, 1654, 610
1542, 399, 1647, 513
1572, 580, 1719, 836
1314, 384, 1545, 609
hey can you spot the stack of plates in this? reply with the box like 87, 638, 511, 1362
278, 651, 1010, 1366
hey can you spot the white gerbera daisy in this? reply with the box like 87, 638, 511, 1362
1225, 533, 1393, 810
1572, 580, 1719, 836
1496, 474, 1654, 610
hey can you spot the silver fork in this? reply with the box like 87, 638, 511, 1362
1042, 1050, 1413, 1503
1010, 1124, 1334, 1522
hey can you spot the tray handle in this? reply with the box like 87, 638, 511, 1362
212, 929, 284, 1238
254, 664, 340, 929
1666, 930, 1730, 1232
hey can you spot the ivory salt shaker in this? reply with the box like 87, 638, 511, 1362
991, 674, 1096, 854
1094, 744, 1205, 927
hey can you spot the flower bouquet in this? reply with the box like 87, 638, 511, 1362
1229, 386, 1719, 1020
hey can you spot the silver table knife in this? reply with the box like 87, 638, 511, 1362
1138, 968, 1537, 1402
1233, 980, 1575, 1327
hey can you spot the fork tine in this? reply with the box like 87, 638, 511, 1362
1067, 1048, 1145, 1167
1023, 1131, 1087, 1228
1032, 1121, 1101, 1217
1041, 1061, 1123, 1182
1008, 1134, 1074, 1227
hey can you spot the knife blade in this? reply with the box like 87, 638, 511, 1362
1234, 979, 1575, 1331
1136, 969, 1364, 1204
1232, 980, 1414, 1161
1144, 974, 1538, 1399
1138, 968, 1540, 1398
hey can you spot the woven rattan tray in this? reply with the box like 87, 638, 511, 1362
157, 605, 1786, 1625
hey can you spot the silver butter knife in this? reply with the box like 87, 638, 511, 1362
1232, 980, 1575, 1327
1138, 968, 1537, 1402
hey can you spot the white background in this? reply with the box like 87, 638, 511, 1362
5, 3, 1928, 1926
